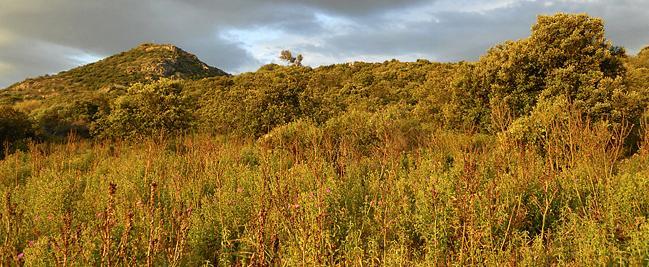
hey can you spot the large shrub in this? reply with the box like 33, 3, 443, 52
0, 106, 34, 153
94, 79, 196, 139
257, 119, 322, 159
32, 98, 109, 139
322, 105, 426, 158
198, 65, 312, 137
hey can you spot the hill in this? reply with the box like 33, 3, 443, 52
0, 43, 227, 107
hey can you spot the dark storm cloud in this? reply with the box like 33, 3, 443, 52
0, 0, 427, 52
0, 36, 94, 87
0, 0, 427, 86
177, 0, 430, 17
287, 0, 649, 65
1, 0, 649, 87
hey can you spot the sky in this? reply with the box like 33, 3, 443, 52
1, 0, 648, 88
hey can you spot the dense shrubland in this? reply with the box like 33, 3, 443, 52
1, 119, 648, 265
93, 79, 197, 139
1, 13, 649, 265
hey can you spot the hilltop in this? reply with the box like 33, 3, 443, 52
0, 43, 227, 106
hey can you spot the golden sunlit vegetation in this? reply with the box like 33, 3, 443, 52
0, 13, 648, 265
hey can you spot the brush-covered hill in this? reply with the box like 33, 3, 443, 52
0, 13, 647, 143
0, 43, 227, 107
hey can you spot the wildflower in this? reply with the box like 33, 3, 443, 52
326, 188, 331, 194
28, 240, 34, 247
17, 253, 24, 260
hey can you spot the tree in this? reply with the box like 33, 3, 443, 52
448, 13, 635, 132
279, 50, 303, 66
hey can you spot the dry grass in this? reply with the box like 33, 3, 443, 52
0, 118, 648, 266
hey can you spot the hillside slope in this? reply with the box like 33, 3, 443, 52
0, 43, 227, 106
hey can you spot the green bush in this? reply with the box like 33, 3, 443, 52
257, 119, 322, 158
94, 79, 196, 139
322, 106, 426, 158
0, 106, 34, 153
322, 109, 381, 158
32, 98, 108, 139
198, 66, 312, 137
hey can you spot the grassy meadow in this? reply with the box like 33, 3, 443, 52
1, 117, 648, 265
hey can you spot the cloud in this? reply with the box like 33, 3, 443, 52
1, 0, 649, 87
223, 0, 649, 67
0, 37, 100, 87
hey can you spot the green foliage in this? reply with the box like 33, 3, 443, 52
94, 79, 196, 139
0, 106, 34, 153
198, 65, 313, 137
279, 50, 303, 66
258, 119, 322, 157
448, 13, 636, 133
323, 105, 426, 158
0, 43, 227, 116
0, 124, 648, 265
322, 109, 381, 157
196, 60, 452, 137
31, 97, 109, 139
627, 46, 649, 105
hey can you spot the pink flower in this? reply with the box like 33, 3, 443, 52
17, 253, 24, 260
326, 188, 331, 194
28, 240, 34, 247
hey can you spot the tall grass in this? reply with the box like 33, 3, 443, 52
0, 116, 648, 266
